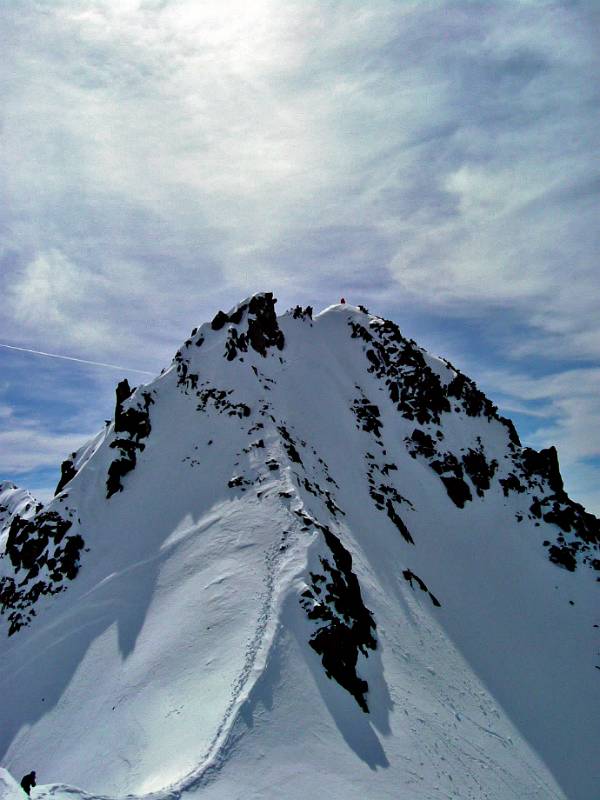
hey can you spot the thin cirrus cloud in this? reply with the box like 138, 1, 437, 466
0, 0, 598, 512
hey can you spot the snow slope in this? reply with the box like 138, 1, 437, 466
0, 767, 27, 800
1, 295, 598, 800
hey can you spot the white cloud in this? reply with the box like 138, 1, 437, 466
0, 0, 598, 511
6, 249, 151, 354
0, 427, 91, 474
480, 364, 600, 469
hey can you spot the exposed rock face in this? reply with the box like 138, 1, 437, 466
212, 293, 285, 360
0, 509, 84, 635
55, 455, 78, 496
403, 568, 441, 607
301, 522, 377, 712
512, 446, 600, 571
350, 317, 451, 426
347, 311, 599, 571
462, 444, 498, 497
106, 381, 155, 499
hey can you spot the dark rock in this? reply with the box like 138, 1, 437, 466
225, 328, 248, 361
498, 415, 521, 447
196, 387, 251, 419
402, 569, 441, 607
107, 387, 154, 498
349, 321, 373, 342
228, 305, 245, 325
547, 544, 577, 572
212, 294, 285, 360
228, 475, 250, 488
439, 476, 473, 509
406, 429, 436, 460
352, 397, 383, 437
500, 473, 526, 496
300, 528, 377, 712
521, 447, 564, 496
386, 500, 414, 544
211, 310, 230, 330
462, 446, 498, 497
446, 372, 497, 419
428, 452, 472, 508
114, 385, 153, 441
245, 293, 285, 356
55, 453, 77, 495
278, 425, 303, 464
106, 457, 135, 498
0, 510, 85, 635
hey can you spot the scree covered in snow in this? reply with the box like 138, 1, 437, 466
1, 294, 598, 800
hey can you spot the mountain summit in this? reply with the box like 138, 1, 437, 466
1, 294, 598, 800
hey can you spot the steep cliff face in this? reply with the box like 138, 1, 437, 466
0, 295, 598, 800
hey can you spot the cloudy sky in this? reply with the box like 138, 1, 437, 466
1, 0, 599, 513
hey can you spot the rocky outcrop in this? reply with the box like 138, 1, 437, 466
0, 508, 84, 635
402, 568, 441, 607
300, 520, 377, 712
55, 453, 78, 495
212, 293, 285, 360
106, 381, 155, 499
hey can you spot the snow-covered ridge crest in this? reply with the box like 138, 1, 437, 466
0, 482, 41, 536
0, 293, 598, 800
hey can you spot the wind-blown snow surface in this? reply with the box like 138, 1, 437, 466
0, 767, 26, 800
0, 483, 41, 540
1, 296, 598, 800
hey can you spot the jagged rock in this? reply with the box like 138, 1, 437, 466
402, 569, 441, 607
245, 293, 285, 356
406, 429, 436, 459
0, 510, 84, 635
500, 473, 526, 496
211, 310, 230, 330
386, 500, 414, 544
521, 447, 564, 495
55, 453, 78, 495
212, 293, 285, 359
301, 527, 376, 712
196, 387, 251, 418
277, 425, 303, 464
516, 447, 599, 571
352, 397, 383, 437
462, 445, 498, 497
106, 386, 154, 498
351, 317, 451, 425
447, 371, 497, 419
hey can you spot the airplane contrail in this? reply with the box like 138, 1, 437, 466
0, 342, 156, 376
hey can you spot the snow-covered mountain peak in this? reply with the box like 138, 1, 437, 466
1, 295, 598, 800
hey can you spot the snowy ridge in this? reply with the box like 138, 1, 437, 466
0, 482, 41, 537
1, 294, 598, 800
